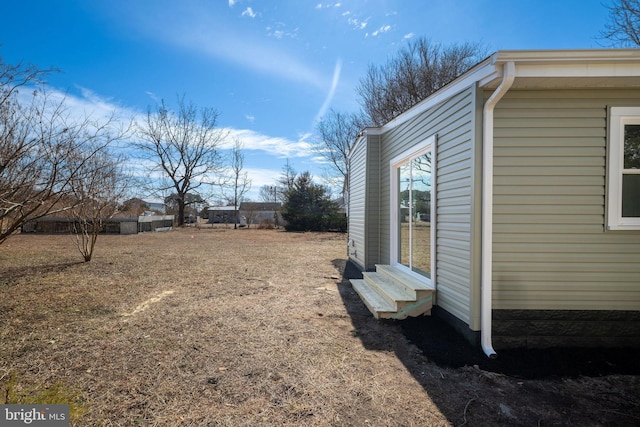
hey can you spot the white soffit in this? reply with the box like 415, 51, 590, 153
480, 49, 640, 88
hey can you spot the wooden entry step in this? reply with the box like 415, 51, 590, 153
350, 264, 434, 320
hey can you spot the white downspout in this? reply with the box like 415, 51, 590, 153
481, 61, 515, 359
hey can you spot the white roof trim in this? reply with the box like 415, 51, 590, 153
377, 49, 640, 133
378, 55, 497, 133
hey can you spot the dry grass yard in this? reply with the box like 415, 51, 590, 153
1, 228, 639, 426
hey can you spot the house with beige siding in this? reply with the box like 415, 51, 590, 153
347, 49, 640, 357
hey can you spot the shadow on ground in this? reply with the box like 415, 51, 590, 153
331, 259, 640, 380
0, 262, 82, 284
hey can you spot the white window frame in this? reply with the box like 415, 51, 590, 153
607, 107, 640, 230
389, 135, 436, 284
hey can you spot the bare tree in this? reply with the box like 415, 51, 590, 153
259, 185, 276, 203
602, 0, 640, 46
240, 201, 258, 229
278, 159, 297, 194
0, 58, 127, 244
357, 38, 486, 126
135, 96, 226, 227
315, 108, 365, 196
222, 138, 251, 229
67, 149, 129, 262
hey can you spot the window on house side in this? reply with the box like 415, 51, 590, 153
608, 107, 640, 230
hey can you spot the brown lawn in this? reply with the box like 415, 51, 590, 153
0, 228, 638, 426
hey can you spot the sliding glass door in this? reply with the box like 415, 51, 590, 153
391, 137, 435, 280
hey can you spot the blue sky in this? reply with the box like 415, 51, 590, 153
1, 0, 612, 201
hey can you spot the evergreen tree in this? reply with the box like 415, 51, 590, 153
281, 172, 344, 232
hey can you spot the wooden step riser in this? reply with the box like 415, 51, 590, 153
351, 279, 395, 319
351, 279, 433, 320
352, 265, 435, 320
362, 273, 431, 305
375, 265, 434, 293
390, 296, 433, 320
362, 274, 416, 303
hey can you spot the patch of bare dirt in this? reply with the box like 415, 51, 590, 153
0, 228, 638, 426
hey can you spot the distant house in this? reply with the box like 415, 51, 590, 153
22, 217, 139, 235
206, 206, 240, 224
22, 215, 174, 235
347, 49, 640, 356
206, 203, 283, 227
333, 197, 347, 216
239, 202, 283, 227
137, 215, 174, 232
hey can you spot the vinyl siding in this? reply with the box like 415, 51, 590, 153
492, 89, 640, 311
364, 135, 381, 270
348, 137, 367, 270
379, 86, 477, 325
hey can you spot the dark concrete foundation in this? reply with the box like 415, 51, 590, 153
492, 310, 640, 349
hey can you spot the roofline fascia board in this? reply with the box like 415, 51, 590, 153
378, 55, 499, 133
493, 48, 640, 63
491, 49, 640, 81
351, 49, 640, 153
373, 49, 640, 134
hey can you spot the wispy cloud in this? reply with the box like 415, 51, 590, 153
266, 22, 298, 39
245, 114, 255, 123
145, 91, 161, 103
347, 17, 368, 30
315, 3, 341, 9
126, 7, 326, 89
198, 35, 322, 87
314, 58, 342, 124
241, 7, 256, 18
368, 24, 392, 37
55, 86, 315, 161
404, 32, 414, 39
26, 84, 333, 199
225, 128, 314, 159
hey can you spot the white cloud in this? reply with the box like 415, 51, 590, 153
172, 29, 323, 88
241, 7, 256, 18
145, 91, 160, 103
370, 24, 392, 37
314, 58, 342, 124
22, 84, 335, 201
348, 17, 368, 30
225, 128, 314, 159
109, 3, 326, 89
45, 86, 313, 161
316, 2, 341, 9
245, 114, 255, 123
228, 0, 237, 7
266, 23, 298, 39
404, 32, 414, 39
